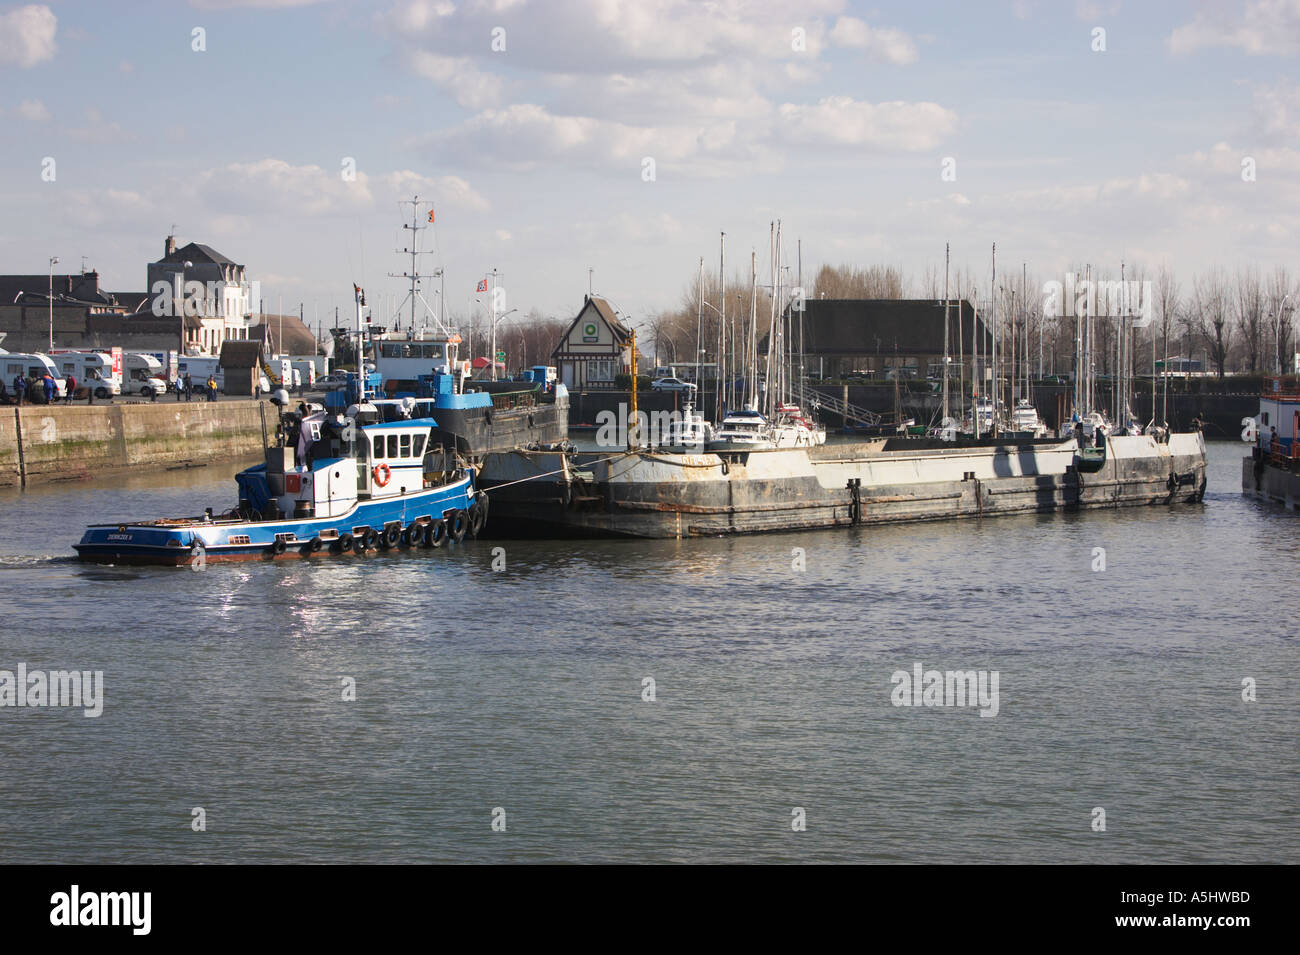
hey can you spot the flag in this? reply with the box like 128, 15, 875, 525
428, 209, 435, 223
476, 279, 487, 292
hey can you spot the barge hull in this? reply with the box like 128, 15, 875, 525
481, 434, 1207, 538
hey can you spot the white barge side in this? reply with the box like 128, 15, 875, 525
480, 433, 1208, 538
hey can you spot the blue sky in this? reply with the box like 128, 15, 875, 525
2, 0, 1297, 335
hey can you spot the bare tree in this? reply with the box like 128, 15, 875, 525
1234, 266, 1266, 374
1155, 266, 1180, 422
811, 264, 907, 299
1268, 266, 1298, 375
1192, 268, 1232, 379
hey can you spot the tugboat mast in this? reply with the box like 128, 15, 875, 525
390, 196, 451, 339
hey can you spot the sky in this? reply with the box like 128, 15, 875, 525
1, 0, 1298, 337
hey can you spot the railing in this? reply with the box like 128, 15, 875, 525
791, 381, 881, 427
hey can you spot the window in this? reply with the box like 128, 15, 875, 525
371, 435, 382, 459
412, 435, 425, 457
399, 434, 411, 458
387, 435, 398, 458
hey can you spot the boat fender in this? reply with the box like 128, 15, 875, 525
337, 533, 354, 553
270, 538, 286, 556
720, 458, 729, 475
426, 518, 446, 548
468, 501, 486, 538
382, 524, 401, 549
361, 528, 379, 551
476, 491, 490, 517
304, 536, 322, 554
448, 509, 468, 543
373, 463, 392, 487
400, 525, 416, 548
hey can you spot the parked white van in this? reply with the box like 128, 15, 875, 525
124, 353, 168, 397
50, 350, 122, 398
1, 351, 67, 401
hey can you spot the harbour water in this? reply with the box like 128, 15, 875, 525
0, 441, 1294, 863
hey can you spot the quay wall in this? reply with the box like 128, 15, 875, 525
0, 401, 269, 487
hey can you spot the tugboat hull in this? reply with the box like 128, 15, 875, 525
75, 476, 479, 564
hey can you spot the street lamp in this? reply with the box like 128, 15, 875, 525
492, 307, 517, 379
1276, 294, 1292, 375
48, 256, 58, 351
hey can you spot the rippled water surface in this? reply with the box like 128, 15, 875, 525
0, 441, 1295, 862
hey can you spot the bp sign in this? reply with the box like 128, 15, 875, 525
582, 321, 599, 343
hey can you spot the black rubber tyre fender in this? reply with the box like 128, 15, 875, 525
426, 519, 446, 548
447, 509, 468, 543
360, 528, 378, 551
270, 538, 286, 556
381, 524, 401, 549
338, 533, 354, 553
468, 502, 486, 538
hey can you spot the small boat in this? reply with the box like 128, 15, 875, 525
1010, 399, 1046, 437
770, 402, 826, 447
658, 401, 714, 452
74, 287, 485, 565
706, 406, 773, 451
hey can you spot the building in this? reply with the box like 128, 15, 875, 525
551, 296, 634, 390
0, 270, 153, 353
218, 340, 266, 396
146, 235, 257, 355
765, 298, 988, 379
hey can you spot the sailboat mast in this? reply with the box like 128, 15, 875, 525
991, 242, 997, 435
943, 242, 951, 424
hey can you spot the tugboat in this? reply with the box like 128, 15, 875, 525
74, 286, 485, 565
1243, 377, 1300, 506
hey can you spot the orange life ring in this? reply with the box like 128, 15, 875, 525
373, 463, 391, 487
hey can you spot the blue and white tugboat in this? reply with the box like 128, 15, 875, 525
74, 286, 486, 565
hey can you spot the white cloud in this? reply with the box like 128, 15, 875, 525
191, 160, 490, 219
17, 98, 49, 121
776, 97, 957, 150
1169, 0, 1300, 56
69, 108, 133, 144
425, 102, 778, 176
829, 16, 919, 65
197, 159, 376, 216
189, 0, 328, 9
378, 170, 491, 212
409, 50, 504, 109
0, 4, 57, 67
1254, 81, 1300, 139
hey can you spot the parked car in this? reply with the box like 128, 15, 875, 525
651, 377, 697, 392
315, 372, 350, 390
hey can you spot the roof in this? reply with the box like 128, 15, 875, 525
762, 298, 987, 357
218, 340, 264, 368
588, 297, 631, 340
551, 295, 633, 358
156, 242, 241, 268
0, 272, 116, 307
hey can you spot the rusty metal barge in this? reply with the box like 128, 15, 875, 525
479, 432, 1208, 538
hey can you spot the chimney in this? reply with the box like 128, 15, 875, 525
165, 235, 176, 257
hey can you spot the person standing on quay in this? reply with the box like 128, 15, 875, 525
42, 373, 55, 404
174, 372, 183, 401
13, 374, 25, 406
184, 373, 193, 402
65, 374, 76, 403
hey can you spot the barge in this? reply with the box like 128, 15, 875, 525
480, 432, 1207, 538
